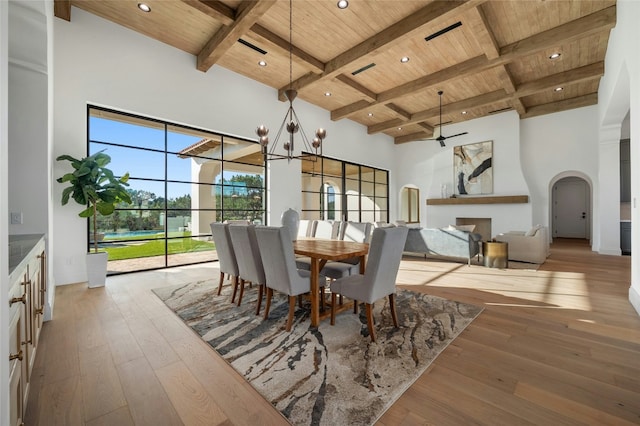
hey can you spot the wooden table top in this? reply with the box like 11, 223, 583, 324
293, 238, 369, 261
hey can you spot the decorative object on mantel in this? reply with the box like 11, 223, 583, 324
417, 90, 468, 147
454, 140, 493, 195
255, 0, 326, 162
426, 195, 529, 205
153, 280, 482, 426
56, 151, 131, 287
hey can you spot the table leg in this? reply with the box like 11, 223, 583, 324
310, 257, 320, 327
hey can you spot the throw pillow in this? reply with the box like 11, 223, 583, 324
525, 225, 541, 237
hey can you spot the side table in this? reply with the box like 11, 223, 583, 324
482, 240, 508, 268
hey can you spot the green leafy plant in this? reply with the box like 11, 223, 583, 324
56, 151, 132, 253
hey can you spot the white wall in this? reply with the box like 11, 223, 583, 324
520, 105, 599, 231
598, 0, 640, 314
395, 110, 532, 236
53, 8, 394, 285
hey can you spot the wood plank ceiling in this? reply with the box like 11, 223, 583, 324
54, 0, 616, 145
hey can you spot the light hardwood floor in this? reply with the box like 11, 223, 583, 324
25, 239, 640, 425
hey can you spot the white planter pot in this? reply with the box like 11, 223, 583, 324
86, 252, 108, 288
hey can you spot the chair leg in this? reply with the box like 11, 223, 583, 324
217, 271, 224, 295
330, 293, 337, 325
354, 300, 358, 314
286, 295, 297, 332
365, 303, 376, 342
389, 293, 399, 328
255, 284, 264, 316
263, 287, 273, 321
231, 276, 239, 303
237, 278, 245, 306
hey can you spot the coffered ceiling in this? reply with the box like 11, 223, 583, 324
54, 0, 616, 144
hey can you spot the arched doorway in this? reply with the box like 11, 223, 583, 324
552, 176, 591, 240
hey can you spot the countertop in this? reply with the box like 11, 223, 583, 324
9, 234, 45, 279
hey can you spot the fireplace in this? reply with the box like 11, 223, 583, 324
457, 217, 491, 242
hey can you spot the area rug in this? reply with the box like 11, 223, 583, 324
152, 280, 483, 426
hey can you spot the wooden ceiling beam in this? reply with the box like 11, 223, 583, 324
334, 75, 376, 102
196, 0, 277, 72
521, 93, 598, 119
181, 0, 234, 25
395, 132, 434, 145
385, 103, 412, 120
370, 61, 603, 134
497, 66, 526, 115
333, 5, 616, 121
467, 5, 499, 60
182, 1, 322, 74
515, 61, 604, 97
53, 0, 71, 21
250, 24, 324, 73
280, 0, 485, 99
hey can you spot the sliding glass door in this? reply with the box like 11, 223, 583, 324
88, 106, 265, 274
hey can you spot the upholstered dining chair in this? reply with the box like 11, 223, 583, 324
255, 226, 320, 331
329, 226, 409, 342
228, 224, 266, 314
321, 221, 372, 280
210, 222, 240, 301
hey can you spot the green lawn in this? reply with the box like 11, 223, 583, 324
102, 232, 215, 260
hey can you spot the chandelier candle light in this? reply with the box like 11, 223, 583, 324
256, 0, 326, 162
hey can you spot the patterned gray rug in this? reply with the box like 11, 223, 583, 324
153, 280, 482, 426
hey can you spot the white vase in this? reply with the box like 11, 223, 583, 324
86, 252, 108, 288
281, 208, 300, 241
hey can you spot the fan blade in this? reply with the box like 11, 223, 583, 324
443, 131, 468, 140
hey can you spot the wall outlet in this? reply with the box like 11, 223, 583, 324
10, 212, 23, 225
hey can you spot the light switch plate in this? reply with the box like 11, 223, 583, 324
10, 212, 23, 225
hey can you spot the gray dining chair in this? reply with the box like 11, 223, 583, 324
329, 226, 409, 342
295, 219, 341, 271
321, 221, 373, 279
255, 226, 322, 331
210, 222, 240, 301
228, 224, 266, 314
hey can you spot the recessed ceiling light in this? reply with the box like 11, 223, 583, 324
137, 3, 151, 12
367, 112, 373, 117
398, 127, 402, 131
258, 60, 267, 67
549, 52, 561, 60
554, 87, 564, 92
461, 111, 467, 115
400, 57, 410, 63
337, 0, 349, 9
324, 92, 331, 97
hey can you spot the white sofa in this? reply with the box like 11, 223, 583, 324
495, 225, 550, 264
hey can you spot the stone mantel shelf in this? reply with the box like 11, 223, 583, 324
426, 195, 529, 205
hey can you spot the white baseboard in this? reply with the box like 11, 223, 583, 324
630, 286, 640, 317
598, 247, 622, 256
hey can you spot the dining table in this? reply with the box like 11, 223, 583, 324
293, 238, 369, 327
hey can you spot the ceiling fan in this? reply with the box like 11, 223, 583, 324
421, 90, 468, 147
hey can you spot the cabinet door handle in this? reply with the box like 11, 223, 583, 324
9, 350, 23, 361
35, 307, 44, 315
9, 294, 26, 306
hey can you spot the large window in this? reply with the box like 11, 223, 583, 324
88, 106, 265, 274
301, 155, 388, 222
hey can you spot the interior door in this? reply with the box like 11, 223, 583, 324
553, 178, 590, 238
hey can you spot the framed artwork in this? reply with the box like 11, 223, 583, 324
453, 141, 493, 195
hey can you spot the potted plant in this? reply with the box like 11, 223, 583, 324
56, 151, 131, 287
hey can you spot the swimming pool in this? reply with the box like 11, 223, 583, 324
103, 230, 164, 239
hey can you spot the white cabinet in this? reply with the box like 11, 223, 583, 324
8, 234, 46, 426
